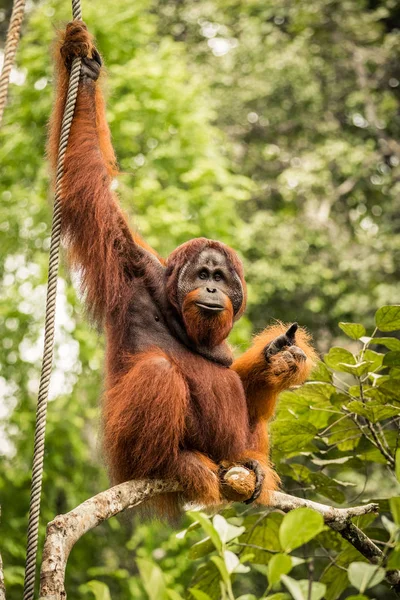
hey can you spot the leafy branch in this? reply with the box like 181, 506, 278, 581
32, 471, 398, 600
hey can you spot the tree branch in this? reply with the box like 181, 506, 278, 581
38, 470, 400, 599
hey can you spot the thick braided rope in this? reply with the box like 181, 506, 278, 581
23, 1, 82, 598
0, 0, 26, 127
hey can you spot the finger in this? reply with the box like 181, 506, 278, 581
81, 57, 101, 81
285, 322, 298, 343
92, 48, 102, 66
243, 460, 265, 504
264, 333, 288, 359
289, 345, 307, 362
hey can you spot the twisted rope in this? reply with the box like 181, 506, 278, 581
0, 0, 26, 127
23, 1, 83, 598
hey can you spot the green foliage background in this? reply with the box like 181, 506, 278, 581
0, 0, 399, 599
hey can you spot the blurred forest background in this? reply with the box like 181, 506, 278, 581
0, 0, 400, 599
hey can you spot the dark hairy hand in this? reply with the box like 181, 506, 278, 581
264, 322, 307, 366
60, 21, 102, 81
243, 459, 265, 504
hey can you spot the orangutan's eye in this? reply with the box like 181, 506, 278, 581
199, 270, 208, 280
214, 272, 223, 282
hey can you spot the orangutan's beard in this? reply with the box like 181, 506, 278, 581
182, 290, 234, 348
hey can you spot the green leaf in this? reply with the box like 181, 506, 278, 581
281, 576, 326, 600
396, 449, 400, 483
378, 379, 400, 399
267, 553, 292, 586
189, 562, 220, 600
375, 306, 400, 332
363, 349, 384, 371
223, 550, 249, 574
240, 512, 283, 562
189, 537, 216, 559
166, 590, 185, 600
276, 384, 334, 429
188, 512, 222, 552
337, 361, 372, 376
390, 497, 400, 525
348, 562, 385, 592
347, 400, 400, 423
279, 508, 325, 552
322, 418, 360, 451
189, 590, 213, 600
288, 463, 346, 503
383, 352, 400, 367
212, 515, 245, 544
339, 322, 366, 340
270, 419, 317, 454
281, 575, 304, 600
348, 384, 361, 397
298, 581, 326, 600
373, 337, 400, 351
136, 559, 167, 600
345, 596, 369, 600
210, 556, 230, 586
382, 515, 398, 537
388, 546, 400, 569
324, 347, 355, 372
85, 581, 112, 600
310, 361, 332, 382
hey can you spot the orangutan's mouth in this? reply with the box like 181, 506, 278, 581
196, 302, 224, 312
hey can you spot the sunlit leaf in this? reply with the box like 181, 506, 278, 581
383, 352, 400, 367
136, 559, 167, 600
267, 553, 292, 586
85, 581, 112, 600
363, 349, 384, 371
310, 361, 332, 382
210, 556, 230, 586
373, 337, 400, 351
281, 576, 326, 600
324, 347, 355, 372
388, 546, 400, 570
188, 512, 222, 552
212, 515, 245, 544
270, 419, 317, 454
347, 400, 400, 423
190, 562, 220, 600
396, 449, 400, 484
189, 537, 215, 560
239, 512, 282, 562
348, 562, 385, 592
375, 306, 400, 332
279, 508, 325, 552
189, 589, 213, 600
391, 497, 400, 526
339, 322, 366, 340
167, 590, 185, 600
337, 361, 372, 376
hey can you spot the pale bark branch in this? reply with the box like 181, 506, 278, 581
38, 470, 400, 599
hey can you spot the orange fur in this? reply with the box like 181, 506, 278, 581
232, 323, 317, 486
47, 25, 162, 326
233, 323, 317, 421
182, 289, 234, 348
49, 23, 317, 514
